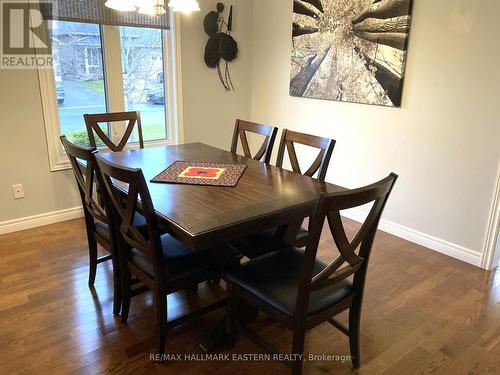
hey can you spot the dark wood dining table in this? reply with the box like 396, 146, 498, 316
99, 142, 346, 351
99, 142, 346, 251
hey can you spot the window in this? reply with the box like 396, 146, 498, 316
50, 21, 109, 146
119, 26, 167, 142
85, 48, 102, 72
39, 16, 181, 171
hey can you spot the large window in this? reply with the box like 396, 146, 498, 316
119, 26, 167, 142
39, 18, 180, 171
51, 21, 108, 146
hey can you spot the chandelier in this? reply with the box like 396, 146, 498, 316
105, 0, 200, 16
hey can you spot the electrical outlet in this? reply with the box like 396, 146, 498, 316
12, 184, 24, 199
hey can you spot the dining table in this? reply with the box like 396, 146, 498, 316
99, 142, 347, 350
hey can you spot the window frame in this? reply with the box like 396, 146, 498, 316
38, 14, 183, 172
85, 47, 102, 73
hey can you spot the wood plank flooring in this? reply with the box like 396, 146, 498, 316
0, 218, 498, 374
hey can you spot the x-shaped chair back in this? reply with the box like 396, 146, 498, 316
60, 136, 107, 224
297, 173, 398, 314
276, 129, 335, 181
84, 111, 144, 151
230, 119, 278, 164
95, 155, 166, 287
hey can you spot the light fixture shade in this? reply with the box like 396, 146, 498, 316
105, 0, 137, 12
137, 6, 154, 15
138, 0, 166, 16
168, 0, 200, 12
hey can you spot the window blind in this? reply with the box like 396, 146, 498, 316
40, 1, 170, 29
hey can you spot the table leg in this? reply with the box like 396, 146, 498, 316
200, 317, 226, 353
199, 301, 259, 353
200, 219, 302, 353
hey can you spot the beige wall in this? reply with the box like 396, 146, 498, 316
249, 0, 500, 255
0, 2, 252, 222
180, 0, 252, 149
0, 68, 82, 222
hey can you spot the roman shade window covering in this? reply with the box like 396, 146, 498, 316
40, 1, 170, 29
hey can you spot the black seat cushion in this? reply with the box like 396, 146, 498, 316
94, 212, 148, 242
223, 247, 352, 317
232, 226, 309, 259
130, 234, 212, 282
295, 226, 309, 242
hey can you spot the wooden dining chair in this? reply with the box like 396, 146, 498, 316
95, 155, 227, 355
60, 136, 148, 315
84, 111, 144, 151
230, 119, 278, 164
232, 130, 336, 258
276, 129, 335, 182
223, 173, 398, 375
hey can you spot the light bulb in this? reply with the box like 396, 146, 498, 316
105, 0, 137, 12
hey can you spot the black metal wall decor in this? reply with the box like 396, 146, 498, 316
203, 3, 238, 91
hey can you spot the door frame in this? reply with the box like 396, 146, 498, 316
481, 164, 500, 270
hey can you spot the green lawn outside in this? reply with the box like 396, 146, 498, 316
142, 123, 167, 141
66, 123, 167, 148
80, 80, 105, 96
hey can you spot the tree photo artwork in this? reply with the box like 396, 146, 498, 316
290, 0, 413, 107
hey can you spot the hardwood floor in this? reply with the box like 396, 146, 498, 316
0, 218, 498, 374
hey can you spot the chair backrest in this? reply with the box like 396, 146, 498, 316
94, 154, 165, 283
230, 119, 278, 164
296, 173, 398, 316
60, 136, 108, 225
276, 129, 335, 181
84, 111, 144, 151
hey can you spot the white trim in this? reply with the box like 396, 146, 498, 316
35, 15, 70, 171
38, 64, 70, 171
167, 13, 185, 144
101, 25, 125, 130
0, 207, 84, 236
342, 209, 482, 268
481, 165, 500, 270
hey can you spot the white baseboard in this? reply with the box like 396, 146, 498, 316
342, 209, 482, 268
0, 206, 84, 236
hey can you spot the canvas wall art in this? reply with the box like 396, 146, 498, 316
290, 0, 413, 107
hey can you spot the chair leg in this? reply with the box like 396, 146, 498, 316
155, 291, 167, 355
87, 236, 98, 287
225, 283, 238, 348
291, 327, 306, 375
120, 270, 132, 324
111, 256, 122, 316
349, 301, 362, 368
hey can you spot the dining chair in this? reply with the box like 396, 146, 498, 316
60, 136, 147, 315
230, 119, 278, 164
276, 129, 335, 182
223, 173, 398, 375
95, 155, 228, 355
232, 129, 336, 258
84, 111, 144, 151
